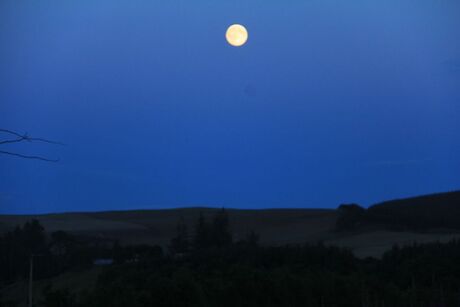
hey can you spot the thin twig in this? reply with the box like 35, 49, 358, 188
0, 150, 59, 162
0, 129, 65, 146
0, 129, 64, 162
0, 129, 23, 138
0, 137, 25, 145
26, 137, 65, 146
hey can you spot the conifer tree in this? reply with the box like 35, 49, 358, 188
170, 217, 189, 254
211, 208, 232, 247
194, 212, 209, 249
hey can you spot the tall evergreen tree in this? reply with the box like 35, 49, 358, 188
169, 217, 189, 254
22, 219, 47, 254
194, 212, 209, 249
211, 208, 232, 247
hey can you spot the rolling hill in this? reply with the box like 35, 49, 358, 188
367, 190, 460, 229
1, 191, 460, 258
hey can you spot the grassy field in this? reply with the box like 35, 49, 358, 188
0, 208, 337, 247
2, 207, 460, 259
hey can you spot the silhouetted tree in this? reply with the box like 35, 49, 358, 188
40, 286, 77, 307
193, 212, 209, 249
210, 208, 232, 247
169, 217, 189, 255
22, 219, 47, 255
193, 209, 233, 249
50, 231, 76, 256
239, 230, 260, 247
49, 231, 78, 273
0, 219, 48, 284
336, 204, 366, 231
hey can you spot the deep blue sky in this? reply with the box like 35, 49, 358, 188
1, 0, 459, 214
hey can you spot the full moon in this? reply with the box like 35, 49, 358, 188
226, 24, 248, 47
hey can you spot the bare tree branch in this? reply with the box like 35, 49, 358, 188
0, 129, 64, 162
0, 129, 23, 138
0, 129, 65, 145
26, 137, 65, 146
0, 150, 59, 162
0, 137, 25, 145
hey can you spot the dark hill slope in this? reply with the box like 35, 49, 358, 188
366, 191, 460, 230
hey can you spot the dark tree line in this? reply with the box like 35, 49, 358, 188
0, 220, 48, 284
4, 211, 460, 306
0, 219, 123, 288
169, 209, 234, 255
39, 240, 460, 307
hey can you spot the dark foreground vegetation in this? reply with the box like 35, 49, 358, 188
2, 207, 460, 306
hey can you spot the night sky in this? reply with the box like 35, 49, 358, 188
1, 0, 459, 214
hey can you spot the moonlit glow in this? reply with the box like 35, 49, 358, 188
226, 24, 248, 47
